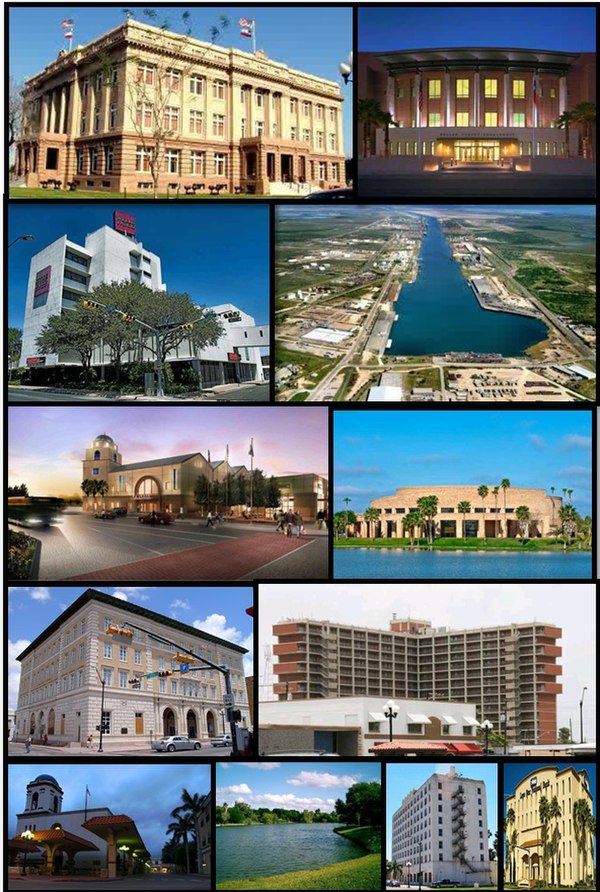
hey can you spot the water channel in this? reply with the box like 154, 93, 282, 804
386, 216, 548, 356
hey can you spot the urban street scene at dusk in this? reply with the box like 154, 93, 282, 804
7, 405, 329, 581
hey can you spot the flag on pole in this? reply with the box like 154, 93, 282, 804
248, 438, 254, 458
86, 785, 91, 797
418, 75, 424, 113
61, 18, 74, 40
239, 17, 254, 38
532, 75, 538, 106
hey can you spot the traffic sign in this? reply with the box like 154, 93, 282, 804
223, 694, 234, 707
180, 663, 190, 673
145, 671, 161, 678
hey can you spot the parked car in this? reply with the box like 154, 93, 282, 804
151, 735, 202, 752
138, 512, 173, 525
114, 506, 128, 516
303, 187, 354, 201
95, 509, 116, 519
432, 882, 457, 888
211, 734, 232, 747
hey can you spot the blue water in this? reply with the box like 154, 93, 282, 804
334, 549, 591, 580
386, 217, 548, 355
216, 824, 365, 882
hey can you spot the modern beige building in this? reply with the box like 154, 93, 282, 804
353, 485, 562, 538
16, 19, 345, 195
505, 765, 595, 887
14, 588, 250, 746
272, 615, 563, 745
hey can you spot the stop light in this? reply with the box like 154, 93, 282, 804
128, 677, 141, 687
82, 299, 101, 311
120, 312, 135, 323
158, 670, 173, 677
179, 323, 194, 331
232, 709, 242, 722
106, 624, 134, 638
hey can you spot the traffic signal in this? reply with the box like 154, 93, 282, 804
179, 323, 194, 331
120, 312, 135, 323
106, 624, 134, 638
158, 670, 173, 677
128, 677, 142, 687
174, 652, 191, 662
82, 299, 101, 310
221, 311, 241, 322
232, 709, 242, 722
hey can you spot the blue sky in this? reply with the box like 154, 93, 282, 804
216, 762, 381, 812
359, 6, 596, 52
8, 5, 353, 156
333, 409, 592, 515
386, 763, 498, 859
8, 204, 269, 329
504, 762, 596, 815
8, 763, 210, 857
8, 584, 254, 709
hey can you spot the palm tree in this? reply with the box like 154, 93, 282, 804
567, 488, 573, 504
477, 485, 489, 542
178, 788, 206, 875
80, 478, 98, 509
557, 109, 576, 157
96, 479, 109, 510
571, 101, 596, 160
167, 810, 195, 874
364, 507, 380, 539
403, 510, 423, 546
548, 795, 562, 887
504, 808, 516, 884
550, 486, 556, 533
457, 500, 471, 542
500, 478, 510, 537
539, 796, 551, 885
333, 514, 345, 539
558, 504, 578, 550
379, 110, 397, 157
573, 798, 592, 883
357, 98, 385, 158
515, 505, 531, 540
416, 495, 438, 545
588, 815, 596, 887
492, 486, 500, 539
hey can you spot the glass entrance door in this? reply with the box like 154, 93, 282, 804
454, 141, 501, 162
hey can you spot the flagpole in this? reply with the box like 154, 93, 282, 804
84, 787, 89, 822
252, 19, 256, 55
532, 73, 537, 159
225, 444, 229, 512
249, 438, 254, 523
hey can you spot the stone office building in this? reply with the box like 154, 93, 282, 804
16, 18, 345, 195
14, 589, 250, 746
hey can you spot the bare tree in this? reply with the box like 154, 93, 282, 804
8, 77, 23, 147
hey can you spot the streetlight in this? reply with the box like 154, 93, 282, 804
405, 860, 412, 888
579, 686, 587, 743
500, 711, 507, 755
418, 840, 423, 891
8, 234, 34, 248
481, 719, 493, 754
338, 51, 353, 85
383, 699, 398, 742
20, 830, 35, 875
95, 667, 106, 753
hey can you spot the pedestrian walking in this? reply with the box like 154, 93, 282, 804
43, 733, 48, 745
275, 511, 285, 533
293, 512, 304, 537
150, 510, 157, 526
25, 736, 32, 753
87, 734, 93, 749
316, 510, 324, 530
206, 511, 215, 527
217, 511, 224, 525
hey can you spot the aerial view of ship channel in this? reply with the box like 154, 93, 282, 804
275, 205, 595, 403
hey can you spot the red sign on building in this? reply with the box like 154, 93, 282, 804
26, 356, 46, 366
34, 266, 52, 297
227, 352, 241, 361
114, 211, 136, 237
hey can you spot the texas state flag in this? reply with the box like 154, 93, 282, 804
239, 17, 253, 38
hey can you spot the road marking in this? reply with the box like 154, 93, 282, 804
240, 537, 316, 577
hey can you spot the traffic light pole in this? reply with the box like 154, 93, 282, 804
95, 668, 106, 753
108, 623, 240, 754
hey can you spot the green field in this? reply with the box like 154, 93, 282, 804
335, 537, 588, 552
333, 826, 381, 854
10, 187, 260, 200
216, 853, 380, 890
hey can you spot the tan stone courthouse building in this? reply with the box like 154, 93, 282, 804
16, 18, 346, 195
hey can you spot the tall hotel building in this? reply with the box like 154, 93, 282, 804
19, 212, 266, 386
391, 766, 492, 886
16, 19, 345, 194
14, 589, 250, 745
272, 616, 563, 744
358, 47, 595, 163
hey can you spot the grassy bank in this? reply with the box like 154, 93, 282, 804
334, 537, 588, 552
216, 853, 380, 890
333, 826, 381, 853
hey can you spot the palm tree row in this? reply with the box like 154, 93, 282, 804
357, 98, 397, 158
556, 102, 596, 159
81, 477, 108, 508
166, 787, 208, 875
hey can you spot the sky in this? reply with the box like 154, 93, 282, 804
8, 5, 353, 156
216, 761, 381, 813
333, 409, 593, 516
503, 762, 596, 816
258, 583, 596, 742
8, 763, 210, 858
8, 204, 269, 329
8, 584, 254, 710
358, 6, 596, 52
386, 762, 498, 859
7, 405, 329, 497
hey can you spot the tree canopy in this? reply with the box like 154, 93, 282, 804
334, 782, 382, 828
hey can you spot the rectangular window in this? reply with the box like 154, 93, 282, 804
513, 112, 525, 127
189, 110, 203, 134
103, 643, 112, 659
78, 669, 84, 687
212, 113, 226, 137
396, 86, 404, 98
290, 97, 297, 114
456, 111, 469, 126
119, 670, 128, 689
428, 112, 441, 126
302, 100, 310, 116
318, 161, 327, 179
190, 74, 204, 95
171, 680, 178, 694
165, 149, 180, 173
513, 79, 526, 99
110, 65, 118, 85
135, 146, 151, 172
136, 102, 152, 129
329, 107, 336, 122
302, 128, 310, 143
101, 711, 111, 733
95, 71, 103, 92
484, 111, 498, 127
456, 78, 469, 98
80, 113, 86, 135
213, 80, 226, 100
316, 130, 324, 149
159, 679, 166, 693
134, 650, 142, 665
104, 146, 114, 173
428, 79, 441, 98
331, 162, 339, 180
137, 64, 154, 86
79, 643, 85, 659
290, 126, 297, 140
315, 104, 324, 119
190, 150, 205, 175
550, 87, 556, 98
119, 646, 128, 661
102, 668, 113, 686
109, 103, 117, 129
163, 106, 179, 131
484, 78, 498, 98
407, 723, 424, 734
214, 153, 227, 176
166, 68, 180, 89
76, 150, 84, 173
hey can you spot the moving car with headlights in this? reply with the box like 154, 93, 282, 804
138, 511, 174, 524
8, 495, 64, 527
151, 735, 202, 752
95, 509, 116, 519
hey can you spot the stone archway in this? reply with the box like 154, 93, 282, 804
134, 476, 163, 513
48, 709, 56, 736
206, 710, 216, 736
163, 708, 176, 737
38, 711, 45, 736
186, 709, 198, 739
30, 713, 36, 735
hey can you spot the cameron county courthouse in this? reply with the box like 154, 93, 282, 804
15, 19, 345, 195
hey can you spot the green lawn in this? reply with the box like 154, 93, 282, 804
335, 537, 587, 552
10, 187, 263, 200
333, 826, 381, 853
217, 853, 380, 890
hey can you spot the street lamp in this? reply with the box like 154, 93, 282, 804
383, 699, 398, 742
418, 840, 423, 891
338, 51, 353, 85
481, 719, 493, 754
343, 497, 351, 537
95, 667, 106, 753
405, 860, 412, 888
20, 830, 34, 875
8, 234, 34, 249
579, 686, 587, 743
500, 712, 507, 755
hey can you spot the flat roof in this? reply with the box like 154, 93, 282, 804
302, 328, 351, 344
374, 47, 581, 73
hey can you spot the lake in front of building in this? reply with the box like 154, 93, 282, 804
334, 549, 591, 579
216, 823, 366, 883
386, 216, 548, 356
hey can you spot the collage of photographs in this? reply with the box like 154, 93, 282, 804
3, 3, 596, 892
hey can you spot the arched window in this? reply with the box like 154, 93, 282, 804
94, 450, 101, 459
32, 793, 39, 809
53, 798, 59, 813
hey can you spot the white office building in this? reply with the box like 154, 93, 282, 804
19, 212, 267, 385
391, 766, 492, 886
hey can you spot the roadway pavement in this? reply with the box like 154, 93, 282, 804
8, 874, 210, 890
8, 740, 232, 758
10, 512, 328, 581
8, 383, 270, 403
358, 170, 595, 199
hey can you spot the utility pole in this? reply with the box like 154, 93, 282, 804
95, 667, 106, 752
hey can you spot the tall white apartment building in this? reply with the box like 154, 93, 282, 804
391, 766, 492, 886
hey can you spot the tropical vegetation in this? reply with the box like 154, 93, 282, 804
162, 786, 209, 875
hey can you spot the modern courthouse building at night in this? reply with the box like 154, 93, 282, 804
15, 18, 346, 194
358, 47, 595, 164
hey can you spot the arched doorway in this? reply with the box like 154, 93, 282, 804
206, 710, 216, 736
186, 710, 197, 738
48, 709, 56, 736
135, 476, 162, 513
29, 713, 36, 735
163, 708, 176, 736
38, 711, 45, 736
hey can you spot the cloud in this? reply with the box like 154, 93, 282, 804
527, 434, 546, 448
334, 485, 378, 496
8, 640, 31, 709
561, 434, 592, 450
218, 791, 338, 812
558, 466, 591, 478
335, 465, 383, 476
410, 454, 457, 464
217, 784, 252, 795
192, 615, 253, 677
8, 586, 51, 602
287, 771, 358, 788
112, 591, 129, 601
240, 763, 281, 770
170, 599, 191, 610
